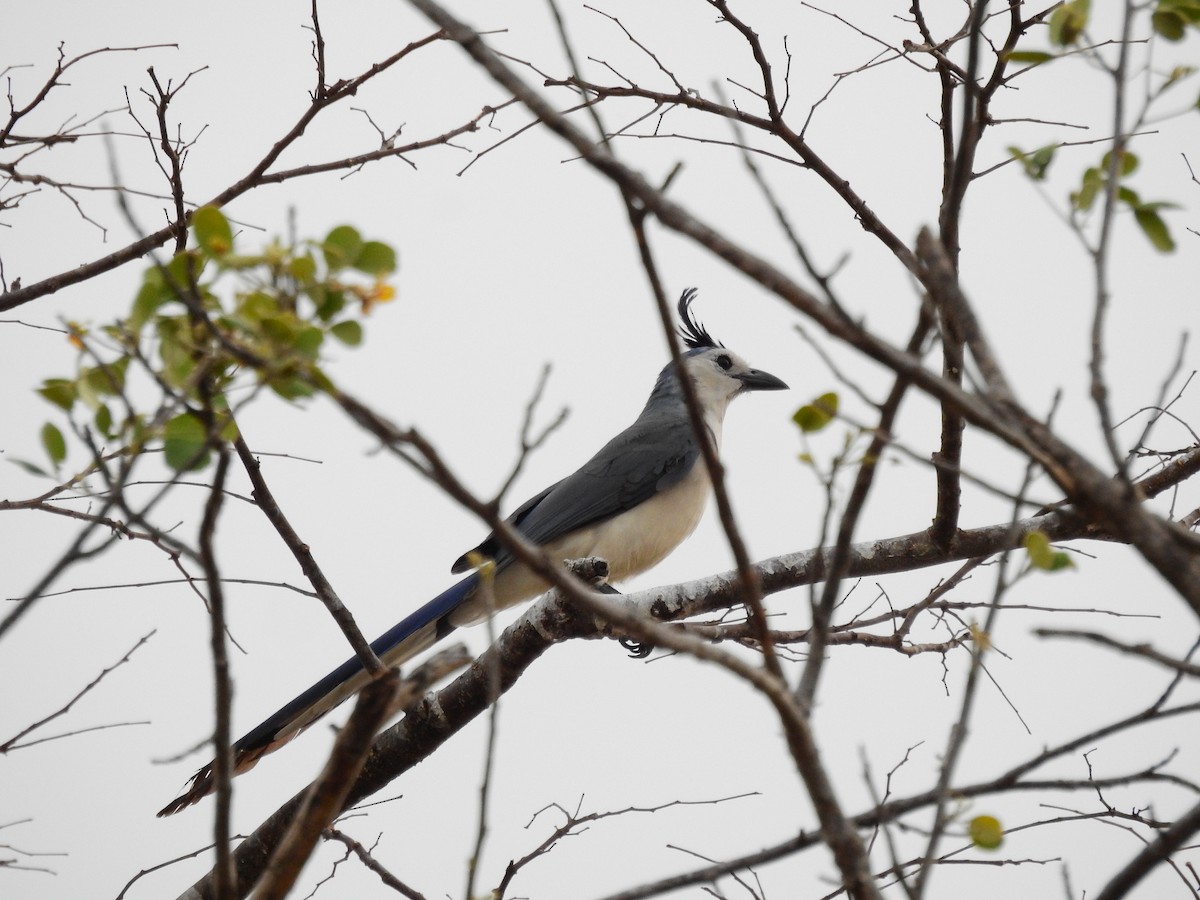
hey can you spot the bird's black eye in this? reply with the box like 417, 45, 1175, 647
716, 354, 733, 370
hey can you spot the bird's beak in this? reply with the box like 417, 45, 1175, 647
736, 368, 789, 392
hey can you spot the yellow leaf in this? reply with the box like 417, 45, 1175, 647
969, 815, 1004, 850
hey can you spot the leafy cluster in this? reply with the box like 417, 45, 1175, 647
1009, 146, 1179, 252
1039, 0, 1200, 51
28, 209, 397, 474
1005, 0, 1198, 253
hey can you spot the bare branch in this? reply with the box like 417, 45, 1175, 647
1034, 628, 1200, 676
0, 630, 155, 752
231, 434, 384, 674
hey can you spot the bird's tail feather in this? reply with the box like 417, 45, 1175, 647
156, 574, 478, 817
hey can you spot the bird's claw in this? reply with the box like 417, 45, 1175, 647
619, 637, 655, 659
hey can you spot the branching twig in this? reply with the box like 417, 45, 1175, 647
0, 630, 155, 752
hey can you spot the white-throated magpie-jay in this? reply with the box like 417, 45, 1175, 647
158, 289, 786, 816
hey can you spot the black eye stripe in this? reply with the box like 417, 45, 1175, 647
717, 354, 733, 370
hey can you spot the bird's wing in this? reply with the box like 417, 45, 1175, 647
455, 411, 699, 571
450, 480, 561, 573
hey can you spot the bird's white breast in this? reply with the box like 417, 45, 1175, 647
450, 413, 724, 627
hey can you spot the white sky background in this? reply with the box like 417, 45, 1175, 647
2, 1, 1199, 898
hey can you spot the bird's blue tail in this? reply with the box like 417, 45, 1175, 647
157, 574, 479, 816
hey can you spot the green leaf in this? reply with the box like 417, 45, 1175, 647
1005, 50, 1055, 64
38, 378, 77, 412
1117, 185, 1142, 208
1176, 0, 1200, 24
1101, 149, 1138, 176
157, 317, 198, 389
219, 416, 240, 442
312, 286, 346, 321
193, 205, 234, 257
792, 392, 839, 433
1166, 0, 1200, 24
261, 314, 299, 347
969, 815, 1004, 850
1049, 0, 1090, 45
1134, 207, 1176, 252
163, 412, 210, 471
1029, 145, 1056, 179
1164, 65, 1196, 89
289, 253, 317, 283
131, 277, 168, 331
293, 325, 325, 359
352, 241, 397, 277
237, 291, 280, 324
1008, 145, 1055, 181
322, 225, 363, 270
1025, 530, 1074, 571
1071, 167, 1103, 211
78, 362, 129, 412
308, 365, 335, 394
94, 403, 113, 438
163, 249, 205, 295
220, 253, 269, 272
9, 458, 50, 478
330, 320, 363, 346
82, 358, 128, 398
1152, 8, 1187, 40
1135, 200, 1181, 212
270, 376, 316, 401
41, 422, 67, 466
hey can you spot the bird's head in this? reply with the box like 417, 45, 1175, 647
675, 288, 788, 408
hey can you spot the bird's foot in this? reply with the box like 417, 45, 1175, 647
619, 636, 655, 659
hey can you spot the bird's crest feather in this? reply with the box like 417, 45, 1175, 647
676, 288, 723, 350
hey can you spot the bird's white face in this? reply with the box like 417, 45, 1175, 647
684, 348, 755, 406
682, 347, 788, 410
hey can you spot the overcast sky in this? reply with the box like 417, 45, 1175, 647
3, 2, 1199, 898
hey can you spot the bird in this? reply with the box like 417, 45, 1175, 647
158, 288, 787, 816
